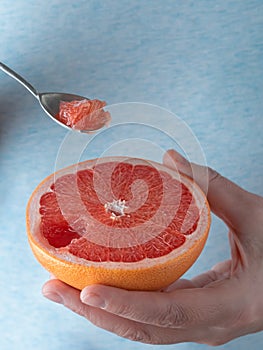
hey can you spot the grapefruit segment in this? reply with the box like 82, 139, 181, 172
56, 99, 111, 131
26, 157, 210, 291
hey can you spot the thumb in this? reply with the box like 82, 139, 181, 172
163, 149, 261, 236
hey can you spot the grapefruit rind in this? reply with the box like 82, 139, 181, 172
26, 157, 210, 291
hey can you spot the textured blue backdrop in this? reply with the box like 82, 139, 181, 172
0, 1, 262, 349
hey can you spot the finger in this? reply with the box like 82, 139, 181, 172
163, 149, 263, 236
81, 309, 218, 345
190, 268, 230, 288
42, 280, 199, 344
163, 149, 210, 194
42, 279, 91, 317
162, 278, 196, 292
164, 261, 232, 291
212, 259, 232, 274
80, 283, 236, 329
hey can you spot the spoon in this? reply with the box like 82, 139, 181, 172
0, 62, 100, 132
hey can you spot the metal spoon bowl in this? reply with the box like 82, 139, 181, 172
0, 62, 100, 132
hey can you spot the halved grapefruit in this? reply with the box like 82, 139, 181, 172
26, 157, 210, 291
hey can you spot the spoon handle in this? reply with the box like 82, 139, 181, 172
0, 62, 38, 98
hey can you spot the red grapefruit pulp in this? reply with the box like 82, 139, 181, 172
56, 99, 111, 130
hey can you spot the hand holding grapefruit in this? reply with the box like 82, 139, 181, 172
26, 156, 210, 291
42, 150, 263, 346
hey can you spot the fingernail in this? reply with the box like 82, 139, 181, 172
165, 150, 190, 174
81, 292, 105, 309
169, 150, 187, 164
43, 291, 63, 304
164, 152, 176, 167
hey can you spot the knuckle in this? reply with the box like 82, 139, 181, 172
208, 167, 221, 183
114, 302, 134, 318
209, 337, 228, 347
158, 303, 190, 328
198, 328, 230, 347
122, 326, 153, 344
67, 302, 89, 318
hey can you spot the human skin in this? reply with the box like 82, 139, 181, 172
42, 149, 263, 345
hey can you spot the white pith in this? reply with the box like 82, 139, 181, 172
28, 156, 210, 270
104, 199, 128, 219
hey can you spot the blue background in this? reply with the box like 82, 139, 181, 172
0, 1, 262, 349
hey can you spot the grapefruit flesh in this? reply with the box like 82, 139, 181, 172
26, 157, 210, 291
56, 99, 111, 130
